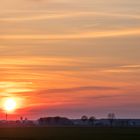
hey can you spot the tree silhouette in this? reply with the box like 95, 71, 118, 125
108, 113, 116, 126
81, 115, 88, 124
89, 116, 96, 126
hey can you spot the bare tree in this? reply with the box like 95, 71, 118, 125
108, 113, 116, 126
89, 116, 96, 126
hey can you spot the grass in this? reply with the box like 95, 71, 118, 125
0, 127, 139, 140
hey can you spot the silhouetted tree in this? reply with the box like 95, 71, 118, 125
81, 115, 88, 124
20, 117, 23, 123
108, 113, 116, 126
89, 116, 96, 126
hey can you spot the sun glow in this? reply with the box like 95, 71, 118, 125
4, 98, 17, 112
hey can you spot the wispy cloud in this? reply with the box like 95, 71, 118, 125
120, 65, 140, 68
42, 86, 119, 94
103, 64, 140, 73
0, 11, 140, 22
1, 28, 140, 40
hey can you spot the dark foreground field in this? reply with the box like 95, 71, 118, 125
0, 127, 140, 140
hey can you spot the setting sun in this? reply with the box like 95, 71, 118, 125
4, 98, 17, 112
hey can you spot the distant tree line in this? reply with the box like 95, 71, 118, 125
81, 113, 116, 126
81, 115, 96, 126
38, 116, 73, 126
38, 113, 116, 126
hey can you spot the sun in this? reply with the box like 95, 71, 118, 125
4, 98, 17, 112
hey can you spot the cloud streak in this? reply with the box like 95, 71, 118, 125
1, 28, 140, 40
0, 11, 140, 22
41, 86, 119, 94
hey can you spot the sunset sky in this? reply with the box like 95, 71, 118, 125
0, 0, 140, 119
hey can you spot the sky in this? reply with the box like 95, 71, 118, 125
0, 0, 140, 119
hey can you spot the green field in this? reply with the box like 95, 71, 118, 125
0, 127, 140, 140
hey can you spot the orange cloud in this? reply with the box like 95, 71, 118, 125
0, 11, 140, 22
1, 28, 140, 40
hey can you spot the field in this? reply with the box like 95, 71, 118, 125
0, 127, 140, 140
